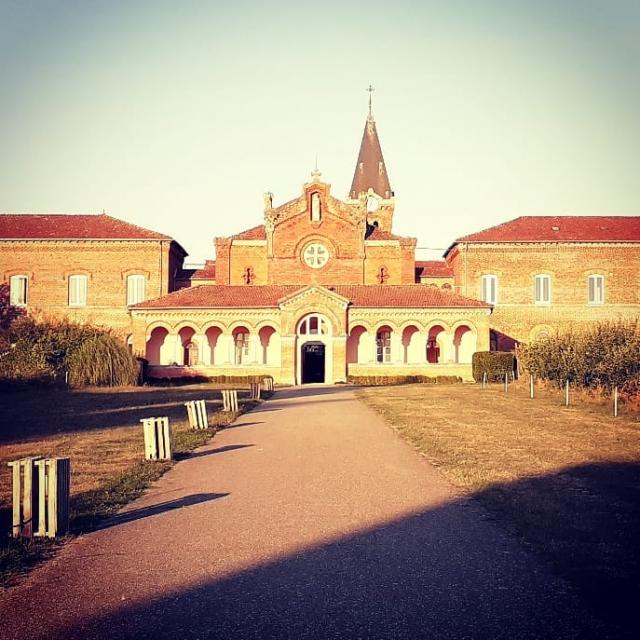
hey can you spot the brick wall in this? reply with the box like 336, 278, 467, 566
447, 242, 640, 342
1, 239, 181, 336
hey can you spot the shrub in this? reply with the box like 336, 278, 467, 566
520, 319, 640, 392
347, 375, 462, 386
0, 317, 137, 387
472, 351, 516, 382
66, 333, 138, 386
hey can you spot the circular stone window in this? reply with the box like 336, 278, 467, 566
303, 242, 329, 269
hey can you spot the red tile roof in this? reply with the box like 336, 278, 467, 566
453, 216, 640, 245
192, 260, 216, 280
0, 213, 175, 241
132, 284, 488, 310
415, 261, 454, 278
232, 225, 266, 240
366, 227, 406, 241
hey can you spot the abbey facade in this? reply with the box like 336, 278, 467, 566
1, 109, 638, 384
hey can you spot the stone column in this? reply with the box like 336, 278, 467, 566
248, 334, 260, 364
280, 335, 296, 385
332, 335, 347, 383
390, 331, 403, 365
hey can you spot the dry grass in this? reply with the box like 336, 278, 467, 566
0, 384, 244, 510
357, 380, 640, 636
0, 383, 262, 585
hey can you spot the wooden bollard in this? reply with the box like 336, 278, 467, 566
564, 380, 570, 407
140, 417, 173, 460
529, 374, 535, 399
185, 400, 209, 429
8, 457, 70, 539
613, 386, 618, 417
34, 458, 71, 538
8, 457, 42, 538
222, 389, 239, 412
249, 382, 261, 400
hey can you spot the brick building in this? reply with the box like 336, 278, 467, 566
1, 105, 638, 384
444, 216, 640, 349
0, 214, 186, 339
130, 108, 491, 384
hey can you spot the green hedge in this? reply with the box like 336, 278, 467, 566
347, 375, 462, 386
520, 319, 640, 390
148, 374, 274, 386
472, 351, 516, 382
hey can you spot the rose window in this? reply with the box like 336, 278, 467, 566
303, 243, 329, 269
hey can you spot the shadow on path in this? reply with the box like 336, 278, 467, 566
44, 462, 640, 640
96, 492, 230, 531
175, 444, 254, 460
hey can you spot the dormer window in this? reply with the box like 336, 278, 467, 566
310, 192, 321, 222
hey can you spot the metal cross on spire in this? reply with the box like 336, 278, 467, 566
367, 84, 375, 114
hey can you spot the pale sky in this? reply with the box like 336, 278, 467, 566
1, 0, 638, 263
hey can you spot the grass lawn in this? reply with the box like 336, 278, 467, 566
358, 380, 640, 637
0, 383, 261, 585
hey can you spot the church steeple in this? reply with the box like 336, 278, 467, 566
349, 87, 393, 200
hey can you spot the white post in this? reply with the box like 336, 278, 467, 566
504, 372, 508, 393
614, 386, 618, 417
565, 380, 570, 407
530, 374, 534, 399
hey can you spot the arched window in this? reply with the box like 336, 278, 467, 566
297, 314, 330, 336
481, 275, 498, 304
534, 274, 551, 304
587, 274, 604, 304
310, 192, 321, 222
127, 275, 146, 305
9, 275, 28, 307
68, 274, 88, 307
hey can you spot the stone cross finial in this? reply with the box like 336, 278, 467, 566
367, 84, 375, 114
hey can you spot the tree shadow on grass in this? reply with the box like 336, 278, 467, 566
0, 387, 252, 444
7, 461, 637, 640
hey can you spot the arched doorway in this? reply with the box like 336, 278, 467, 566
301, 342, 325, 383
296, 313, 331, 385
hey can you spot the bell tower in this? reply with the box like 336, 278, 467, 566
348, 85, 395, 232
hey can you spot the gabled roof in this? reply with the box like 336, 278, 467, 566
447, 216, 640, 253
131, 284, 489, 310
192, 260, 216, 280
231, 225, 266, 240
0, 213, 176, 242
415, 261, 454, 278
349, 112, 392, 199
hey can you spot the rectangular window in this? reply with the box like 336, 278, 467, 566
127, 275, 146, 305
481, 275, 498, 304
376, 331, 391, 363
68, 274, 88, 307
588, 274, 604, 304
9, 275, 28, 306
534, 274, 551, 304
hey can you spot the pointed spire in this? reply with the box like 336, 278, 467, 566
349, 87, 392, 200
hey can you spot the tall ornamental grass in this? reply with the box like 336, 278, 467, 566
0, 317, 137, 387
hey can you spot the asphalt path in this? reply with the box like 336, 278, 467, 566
0, 385, 600, 639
